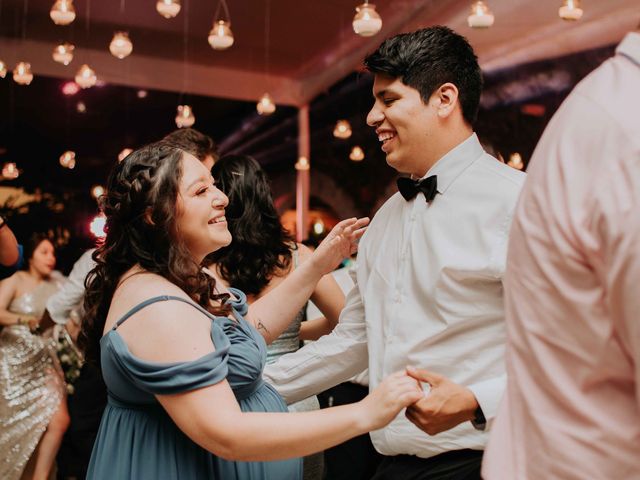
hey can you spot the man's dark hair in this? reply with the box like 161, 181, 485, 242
162, 128, 218, 163
364, 26, 483, 125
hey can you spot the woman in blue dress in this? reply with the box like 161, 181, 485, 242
80, 142, 423, 480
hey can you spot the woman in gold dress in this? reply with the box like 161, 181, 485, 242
0, 234, 69, 480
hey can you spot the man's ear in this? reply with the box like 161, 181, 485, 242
434, 82, 459, 119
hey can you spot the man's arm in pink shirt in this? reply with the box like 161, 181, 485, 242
598, 152, 640, 406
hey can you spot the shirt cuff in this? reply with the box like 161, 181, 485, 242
467, 374, 506, 431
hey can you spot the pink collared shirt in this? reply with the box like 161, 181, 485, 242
483, 32, 640, 479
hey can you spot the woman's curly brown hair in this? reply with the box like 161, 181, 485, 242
79, 141, 230, 367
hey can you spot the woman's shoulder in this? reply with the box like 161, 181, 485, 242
4, 270, 29, 289
108, 272, 190, 322
115, 271, 191, 306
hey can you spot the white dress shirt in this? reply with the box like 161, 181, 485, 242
46, 249, 96, 324
264, 134, 525, 458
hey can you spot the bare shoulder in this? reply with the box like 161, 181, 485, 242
0, 271, 20, 286
0, 272, 19, 295
108, 272, 216, 364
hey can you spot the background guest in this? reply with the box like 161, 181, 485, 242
483, 25, 640, 480
0, 233, 68, 480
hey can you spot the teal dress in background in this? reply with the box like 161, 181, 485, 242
87, 288, 302, 479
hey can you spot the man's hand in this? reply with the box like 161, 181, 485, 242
404, 366, 478, 436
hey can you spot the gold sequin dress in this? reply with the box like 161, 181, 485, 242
0, 276, 65, 480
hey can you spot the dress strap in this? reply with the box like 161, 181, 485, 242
112, 295, 213, 330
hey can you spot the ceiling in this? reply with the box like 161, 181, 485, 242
0, 0, 637, 107
0, 0, 638, 262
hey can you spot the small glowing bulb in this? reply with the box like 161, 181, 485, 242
89, 213, 107, 238
256, 93, 276, 115
13, 62, 34, 85
118, 148, 134, 162
295, 156, 310, 171
208, 20, 234, 50
75, 64, 97, 89
175, 105, 195, 128
91, 185, 105, 199
109, 32, 133, 59
333, 120, 353, 139
156, 0, 181, 18
50, 0, 76, 25
52, 42, 75, 65
352, 3, 382, 37
349, 146, 365, 162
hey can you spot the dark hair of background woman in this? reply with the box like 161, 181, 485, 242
207, 154, 295, 296
21, 232, 52, 269
79, 142, 230, 367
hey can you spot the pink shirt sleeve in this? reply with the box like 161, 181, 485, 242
594, 151, 640, 406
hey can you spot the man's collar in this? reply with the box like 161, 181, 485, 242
616, 32, 640, 68
417, 133, 484, 194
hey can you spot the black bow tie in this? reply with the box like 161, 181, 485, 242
397, 176, 438, 202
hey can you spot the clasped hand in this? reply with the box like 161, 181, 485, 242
404, 366, 479, 436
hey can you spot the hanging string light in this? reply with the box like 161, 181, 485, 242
256, 93, 276, 115
14, 2, 34, 85
208, 20, 234, 50
156, 0, 181, 19
75, 64, 97, 88
52, 42, 75, 65
352, 1, 382, 37
507, 152, 524, 170
72, 1, 97, 89
333, 120, 353, 139
312, 219, 326, 235
89, 212, 107, 238
118, 148, 133, 162
0, 61, 7, 78
109, 32, 133, 59
467, 1, 495, 28
13, 62, 33, 85
91, 185, 105, 199
208, 0, 234, 50
559, 0, 583, 20
349, 146, 365, 162
295, 156, 310, 171
50, 0, 76, 25
59, 150, 76, 169
2, 163, 20, 180
257, 1, 276, 115
175, 105, 195, 128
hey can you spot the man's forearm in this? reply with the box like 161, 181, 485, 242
264, 332, 368, 403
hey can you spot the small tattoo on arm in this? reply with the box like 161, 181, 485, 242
255, 318, 271, 336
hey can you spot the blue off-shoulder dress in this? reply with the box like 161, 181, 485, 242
86, 288, 302, 480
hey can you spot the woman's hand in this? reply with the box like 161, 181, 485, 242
309, 217, 369, 276
357, 371, 424, 431
20, 315, 40, 332
65, 319, 81, 342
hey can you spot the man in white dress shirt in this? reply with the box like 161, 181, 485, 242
264, 26, 525, 479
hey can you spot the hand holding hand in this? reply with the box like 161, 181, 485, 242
404, 366, 478, 436
310, 217, 369, 276
359, 370, 423, 431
